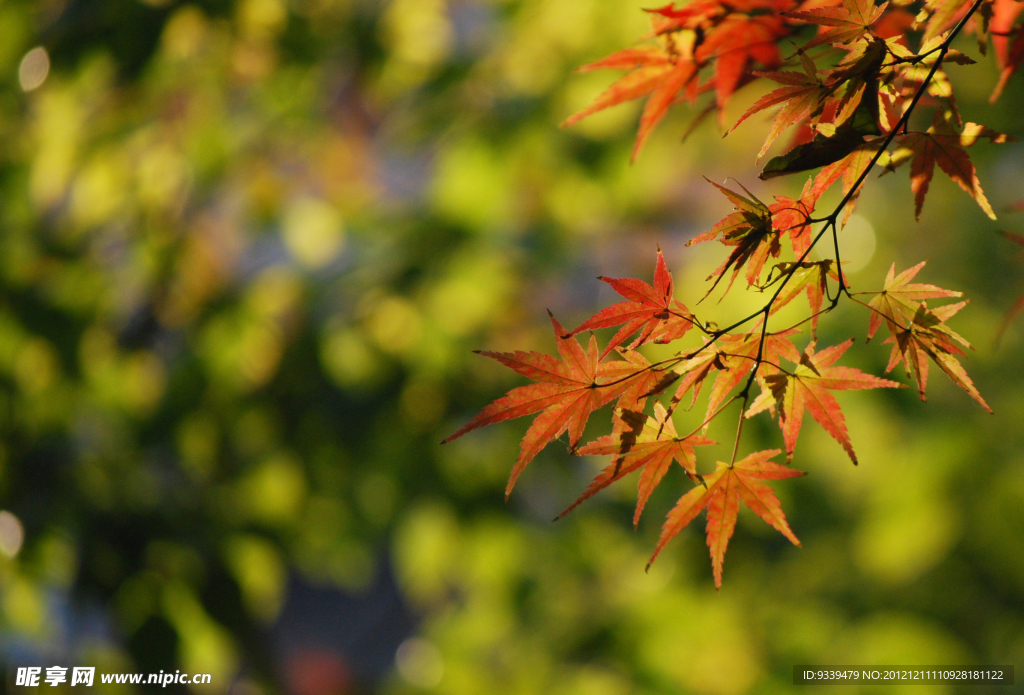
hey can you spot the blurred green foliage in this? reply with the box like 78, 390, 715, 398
0, 0, 1022, 694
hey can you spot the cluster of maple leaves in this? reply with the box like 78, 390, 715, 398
445, 0, 1020, 587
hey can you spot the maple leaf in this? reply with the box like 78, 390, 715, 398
558, 403, 716, 524
571, 248, 695, 358
916, 0, 974, 43
883, 302, 993, 411
862, 262, 990, 410
865, 261, 962, 341
879, 34, 964, 124
574, 46, 676, 73
812, 35, 890, 135
746, 340, 902, 463
728, 60, 826, 161
991, 29, 1024, 101
989, 0, 1024, 61
808, 145, 878, 225
811, 143, 874, 198
442, 314, 642, 498
759, 124, 876, 182
769, 176, 820, 256
667, 348, 728, 413
561, 65, 673, 128
786, 0, 889, 49
897, 114, 1014, 220
561, 44, 699, 160
647, 449, 804, 587
871, 5, 917, 39
647, 0, 731, 34
759, 36, 888, 182
632, 60, 701, 160
695, 13, 788, 111
562, 0, 823, 157
689, 181, 782, 295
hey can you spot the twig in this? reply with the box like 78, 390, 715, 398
675, 0, 987, 453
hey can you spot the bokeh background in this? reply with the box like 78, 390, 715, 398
0, 0, 1022, 694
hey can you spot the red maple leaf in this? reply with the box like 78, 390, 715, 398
696, 13, 788, 111
647, 449, 804, 587
647, 0, 730, 33
990, 0, 1024, 66
871, 6, 916, 39
571, 249, 695, 358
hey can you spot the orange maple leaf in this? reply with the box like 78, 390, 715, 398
442, 314, 643, 497
729, 57, 827, 162
746, 340, 902, 463
695, 13, 788, 111
704, 329, 800, 424
564, 1, 796, 157
561, 45, 698, 161
667, 348, 727, 412
770, 176, 820, 256
647, 0, 731, 34
559, 403, 716, 525
810, 145, 877, 225
647, 449, 804, 587
571, 249, 695, 357
561, 47, 675, 126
